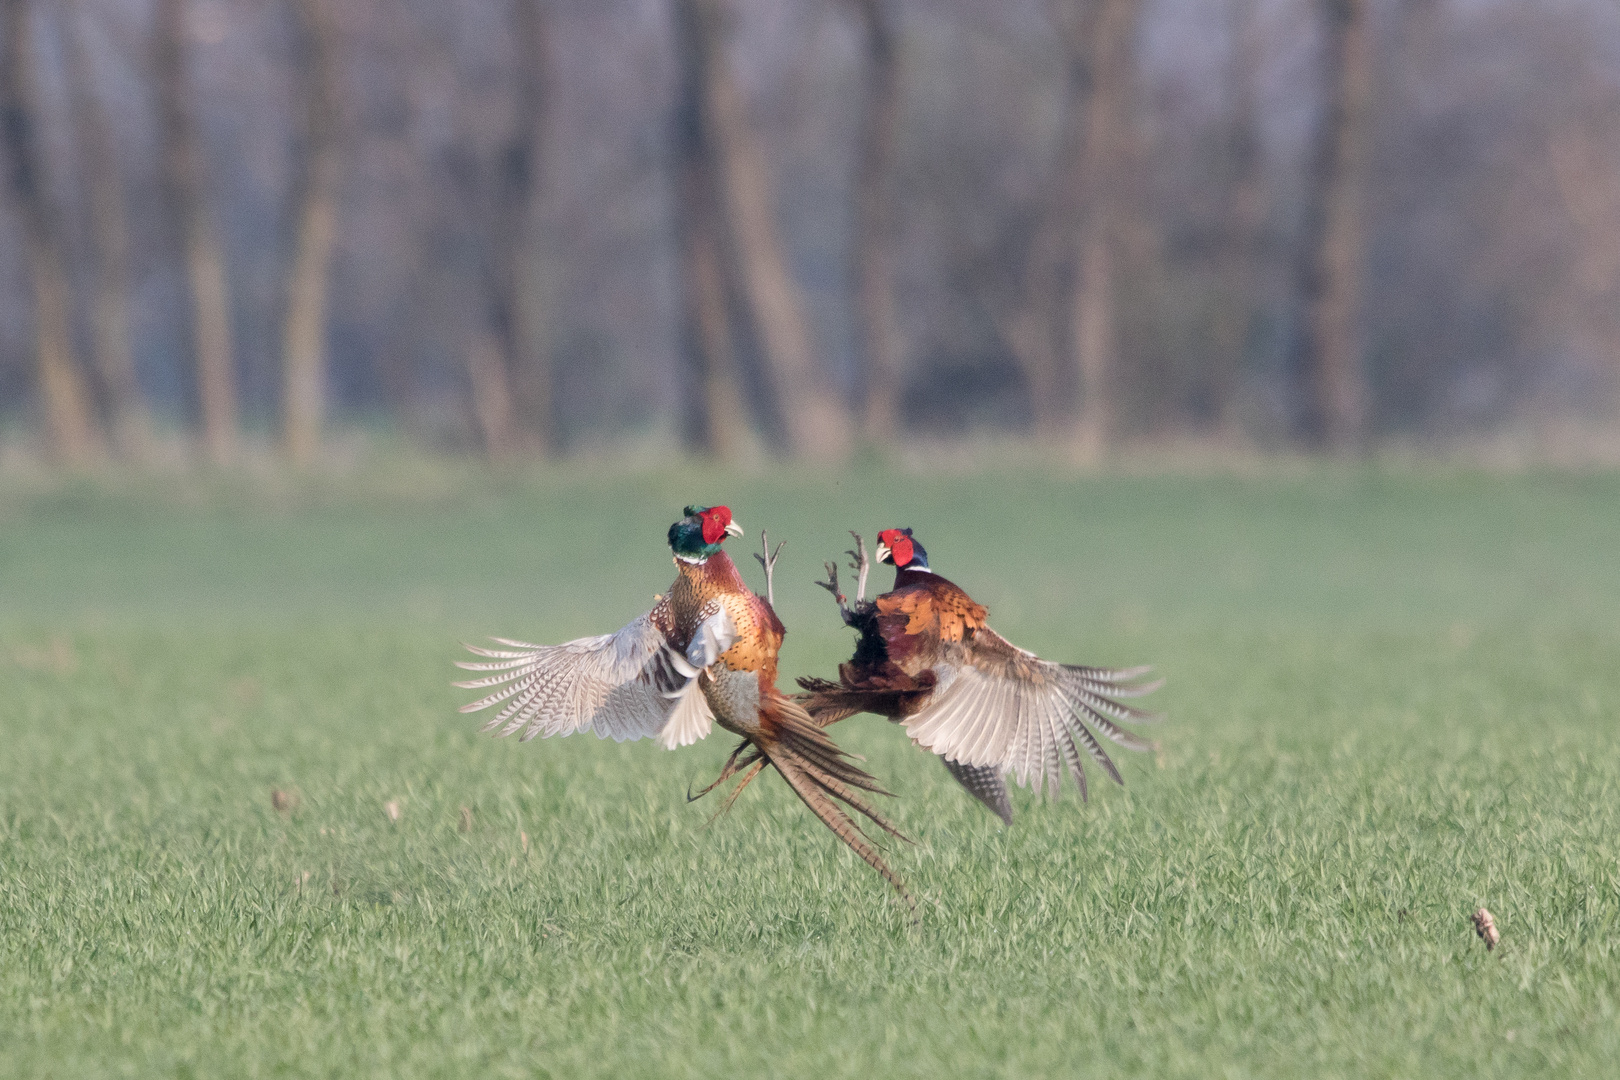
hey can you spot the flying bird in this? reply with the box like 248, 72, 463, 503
800, 528, 1161, 824
455, 505, 914, 907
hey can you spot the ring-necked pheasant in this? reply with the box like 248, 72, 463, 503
799, 528, 1162, 824
456, 505, 914, 908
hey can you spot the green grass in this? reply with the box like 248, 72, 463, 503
2, 466, 1618, 1077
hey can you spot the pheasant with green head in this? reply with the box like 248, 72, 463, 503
456, 505, 914, 909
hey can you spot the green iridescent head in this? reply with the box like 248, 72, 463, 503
668, 504, 743, 559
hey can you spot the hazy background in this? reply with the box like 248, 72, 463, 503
3, 0, 1620, 468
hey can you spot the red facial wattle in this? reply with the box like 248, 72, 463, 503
878, 528, 914, 567
700, 505, 733, 545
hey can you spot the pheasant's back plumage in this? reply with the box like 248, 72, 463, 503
873, 574, 988, 659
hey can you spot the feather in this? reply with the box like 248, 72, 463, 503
455, 612, 680, 743
941, 759, 1013, 825
658, 674, 715, 749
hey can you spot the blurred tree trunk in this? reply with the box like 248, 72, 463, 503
464, 332, 516, 460
848, 0, 903, 445
984, 0, 1141, 448
2, 0, 104, 465
675, 151, 748, 459
506, 0, 553, 455
463, 0, 551, 461
1068, 0, 1141, 463
1208, 0, 1266, 440
281, 0, 341, 466
671, 10, 746, 460
62, 0, 151, 460
985, 57, 1080, 440
155, 0, 238, 465
677, 0, 847, 459
1296, 0, 1372, 454
1548, 120, 1620, 419
364, 0, 430, 444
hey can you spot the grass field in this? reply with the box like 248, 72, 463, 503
2, 465, 1618, 1077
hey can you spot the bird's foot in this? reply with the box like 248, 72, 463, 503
754, 530, 786, 607
846, 531, 870, 603
815, 559, 857, 624
688, 741, 763, 803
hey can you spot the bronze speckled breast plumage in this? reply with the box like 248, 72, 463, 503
666, 552, 784, 682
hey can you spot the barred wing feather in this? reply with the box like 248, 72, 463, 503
455, 612, 686, 742
901, 626, 1162, 798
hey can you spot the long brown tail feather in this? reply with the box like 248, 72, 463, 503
768, 750, 915, 916
806, 703, 863, 728
769, 701, 896, 797
771, 742, 913, 847
754, 692, 915, 912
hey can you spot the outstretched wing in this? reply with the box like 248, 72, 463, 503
902, 626, 1162, 798
455, 611, 691, 742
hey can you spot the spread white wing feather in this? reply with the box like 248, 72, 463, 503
456, 611, 692, 743
901, 626, 1162, 796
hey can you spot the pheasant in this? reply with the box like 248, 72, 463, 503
455, 505, 914, 908
799, 528, 1162, 824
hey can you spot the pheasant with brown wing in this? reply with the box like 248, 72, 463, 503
801, 528, 1162, 824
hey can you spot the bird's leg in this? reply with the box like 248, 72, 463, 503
754, 530, 786, 607
687, 741, 761, 802
705, 759, 767, 826
847, 531, 870, 604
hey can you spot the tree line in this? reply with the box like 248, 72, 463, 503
2, 0, 1616, 465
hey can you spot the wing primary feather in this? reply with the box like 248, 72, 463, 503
458, 678, 531, 715
1062, 663, 1154, 683
1055, 720, 1089, 801
455, 613, 677, 744
1066, 708, 1124, 785
460, 644, 541, 660
1069, 675, 1165, 701
488, 637, 547, 650
1041, 707, 1065, 797
1065, 679, 1165, 723
1068, 696, 1155, 751
454, 655, 542, 673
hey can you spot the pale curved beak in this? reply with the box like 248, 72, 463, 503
874, 542, 891, 564
724, 520, 745, 539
